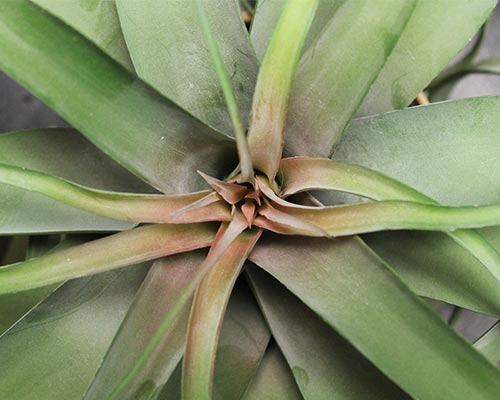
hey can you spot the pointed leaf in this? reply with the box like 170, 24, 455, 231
247, 265, 409, 399
85, 252, 205, 400
247, 0, 318, 180
0, 128, 153, 234
0, 223, 217, 294
250, 235, 500, 399
0, 265, 148, 400
183, 230, 262, 400
285, 0, 416, 157
242, 342, 303, 400
30, 0, 134, 70
116, 0, 258, 136
358, 0, 496, 115
0, 0, 234, 193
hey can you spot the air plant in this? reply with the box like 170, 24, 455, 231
1, 0, 500, 399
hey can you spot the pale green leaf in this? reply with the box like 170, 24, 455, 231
474, 320, 500, 363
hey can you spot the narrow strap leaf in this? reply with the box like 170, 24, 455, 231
247, 0, 318, 180
182, 231, 262, 399
106, 215, 250, 399
0, 163, 231, 223
0, 223, 217, 294
195, 0, 254, 183
279, 157, 500, 286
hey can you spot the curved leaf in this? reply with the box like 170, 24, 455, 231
183, 230, 261, 399
0, 265, 148, 400
0, 164, 231, 224
358, 0, 496, 115
285, 0, 416, 157
116, 0, 257, 136
0, 223, 217, 294
250, 235, 500, 399
0, 129, 153, 234
247, 265, 409, 400
30, 0, 134, 70
0, 0, 235, 194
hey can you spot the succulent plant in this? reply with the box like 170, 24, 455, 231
1, 0, 500, 399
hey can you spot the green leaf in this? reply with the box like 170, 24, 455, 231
338, 97, 500, 206
334, 97, 500, 313
0, 265, 148, 400
0, 164, 231, 224
84, 252, 205, 400
116, 0, 258, 137
250, 235, 500, 399
247, 265, 409, 399
30, 0, 134, 70
250, 0, 343, 62
0, 129, 153, 234
0, 223, 217, 294
0, 0, 235, 194
474, 321, 500, 363
279, 157, 500, 298
247, 0, 318, 180
212, 278, 271, 400
183, 229, 261, 400
242, 342, 303, 400
358, 0, 496, 116
285, 0, 416, 157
